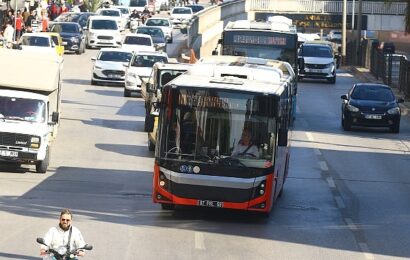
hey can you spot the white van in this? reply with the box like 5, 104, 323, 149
85, 16, 122, 48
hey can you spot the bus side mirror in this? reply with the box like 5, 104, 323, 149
51, 112, 59, 123
298, 57, 304, 69
212, 49, 218, 55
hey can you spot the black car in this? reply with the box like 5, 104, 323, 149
136, 26, 167, 52
185, 5, 205, 13
53, 12, 95, 29
50, 22, 86, 54
341, 83, 404, 133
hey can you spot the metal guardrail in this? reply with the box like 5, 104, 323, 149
249, 0, 407, 15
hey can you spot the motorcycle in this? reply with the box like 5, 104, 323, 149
36, 237, 93, 260
130, 18, 142, 33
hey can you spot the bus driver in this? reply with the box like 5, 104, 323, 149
232, 128, 259, 158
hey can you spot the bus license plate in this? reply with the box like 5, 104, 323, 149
198, 200, 223, 208
0, 150, 18, 157
365, 114, 382, 119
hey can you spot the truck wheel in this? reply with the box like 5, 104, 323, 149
36, 148, 50, 174
161, 203, 175, 210
124, 89, 131, 97
144, 113, 154, 132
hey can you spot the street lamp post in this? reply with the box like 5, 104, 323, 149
342, 0, 347, 65
355, 0, 363, 65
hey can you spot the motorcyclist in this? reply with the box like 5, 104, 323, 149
40, 209, 87, 258
130, 9, 140, 19
142, 5, 151, 15
141, 6, 151, 24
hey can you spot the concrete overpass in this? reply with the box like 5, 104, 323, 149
187, 0, 409, 58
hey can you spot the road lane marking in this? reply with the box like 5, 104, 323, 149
296, 105, 301, 113
314, 148, 322, 156
334, 196, 346, 209
326, 177, 336, 188
345, 218, 358, 230
306, 132, 314, 141
195, 232, 205, 250
358, 243, 375, 260
319, 161, 329, 171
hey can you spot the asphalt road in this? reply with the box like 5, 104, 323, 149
0, 26, 410, 260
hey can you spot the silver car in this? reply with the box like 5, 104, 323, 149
91, 48, 133, 86
144, 17, 173, 43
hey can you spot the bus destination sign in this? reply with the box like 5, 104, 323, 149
233, 35, 287, 46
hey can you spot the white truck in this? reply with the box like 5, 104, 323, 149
0, 49, 63, 173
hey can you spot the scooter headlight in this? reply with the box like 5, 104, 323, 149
56, 246, 67, 255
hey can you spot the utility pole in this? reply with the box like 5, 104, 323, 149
355, 0, 363, 65
342, 0, 347, 65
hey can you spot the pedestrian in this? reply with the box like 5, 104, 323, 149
25, 10, 36, 33
22, 7, 30, 24
40, 11, 49, 32
15, 10, 23, 41
3, 21, 14, 48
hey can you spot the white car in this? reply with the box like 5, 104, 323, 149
91, 48, 133, 85
18, 33, 57, 55
111, 5, 130, 28
169, 7, 193, 28
96, 8, 125, 31
144, 17, 173, 43
124, 51, 169, 97
121, 33, 156, 52
85, 16, 122, 48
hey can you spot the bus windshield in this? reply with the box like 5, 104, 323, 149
159, 88, 278, 168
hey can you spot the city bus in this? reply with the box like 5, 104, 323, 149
150, 58, 291, 215
213, 19, 299, 122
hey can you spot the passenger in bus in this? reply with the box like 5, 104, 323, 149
232, 128, 259, 158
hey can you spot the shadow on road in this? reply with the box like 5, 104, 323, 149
82, 118, 144, 132
95, 143, 153, 158
0, 252, 38, 260
63, 79, 91, 86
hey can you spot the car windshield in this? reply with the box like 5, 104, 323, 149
137, 28, 164, 37
131, 55, 168, 67
123, 36, 151, 45
172, 8, 192, 14
55, 13, 80, 22
51, 23, 79, 33
301, 45, 333, 58
91, 19, 118, 29
21, 36, 50, 47
159, 88, 277, 168
98, 51, 133, 62
0, 97, 46, 123
99, 10, 120, 17
129, 0, 147, 7
146, 19, 170, 27
351, 85, 395, 102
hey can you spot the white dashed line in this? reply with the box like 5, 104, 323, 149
326, 177, 336, 188
306, 132, 314, 141
195, 232, 206, 250
334, 196, 346, 209
319, 161, 329, 171
314, 148, 322, 156
358, 243, 375, 260
345, 218, 358, 231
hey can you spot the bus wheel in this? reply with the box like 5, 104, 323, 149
161, 203, 175, 210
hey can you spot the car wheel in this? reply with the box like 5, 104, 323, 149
390, 122, 400, 133
124, 89, 131, 97
36, 147, 50, 174
91, 79, 97, 85
342, 117, 351, 131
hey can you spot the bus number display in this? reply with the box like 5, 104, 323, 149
233, 35, 287, 46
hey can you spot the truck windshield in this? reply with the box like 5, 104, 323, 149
130, 0, 147, 7
159, 88, 278, 168
0, 97, 46, 123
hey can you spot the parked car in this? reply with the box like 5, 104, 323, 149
185, 4, 205, 13
85, 16, 122, 48
298, 41, 337, 83
124, 51, 169, 97
19, 33, 64, 56
144, 17, 173, 43
96, 8, 125, 31
121, 33, 156, 52
169, 7, 193, 28
91, 48, 133, 86
50, 22, 85, 54
341, 83, 404, 133
52, 12, 95, 29
136, 26, 167, 52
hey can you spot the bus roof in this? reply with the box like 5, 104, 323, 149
0, 49, 62, 93
194, 56, 292, 83
169, 73, 285, 96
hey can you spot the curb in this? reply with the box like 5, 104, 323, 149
348, 66, 410, 116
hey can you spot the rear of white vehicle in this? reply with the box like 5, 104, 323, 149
96, 8, 125, 31
86, 16, 122, 48
129, 0, 147, 13
121, 33, 156, 52
169, 7, 193, 28
145, 17, 173, 43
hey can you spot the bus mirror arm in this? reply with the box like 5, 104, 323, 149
298, 57, 304, 69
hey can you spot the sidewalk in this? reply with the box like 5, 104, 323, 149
348, 66, 410, 116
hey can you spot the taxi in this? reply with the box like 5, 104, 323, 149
19, 32, 64, 56
42, 32, 65, 56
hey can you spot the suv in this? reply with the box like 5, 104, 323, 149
298, 41, 337, 84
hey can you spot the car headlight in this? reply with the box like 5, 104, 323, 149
387, 107, 400, 115
346, 104, 359, 112
70, 37, 79, 43
94, 65, 102, 69
127, 72, 137, 78
325, 62, 334, 68
30, 136, 41, 148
